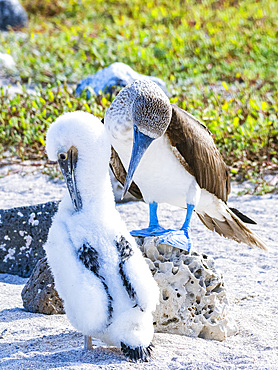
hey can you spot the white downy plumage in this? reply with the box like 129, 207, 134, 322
44, 111, 159, 362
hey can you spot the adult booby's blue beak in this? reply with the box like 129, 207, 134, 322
122, 125, 154, 199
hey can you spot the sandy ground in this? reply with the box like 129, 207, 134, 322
0, 168, 277, 369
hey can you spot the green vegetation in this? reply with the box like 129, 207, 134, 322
0, 0, 277, 191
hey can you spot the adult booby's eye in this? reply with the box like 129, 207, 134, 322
59, 152, 68, 161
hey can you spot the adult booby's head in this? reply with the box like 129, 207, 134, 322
105, 79, 172, 198
46, 111, 111, 210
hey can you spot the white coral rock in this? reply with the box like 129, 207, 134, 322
137, 237, 238, 341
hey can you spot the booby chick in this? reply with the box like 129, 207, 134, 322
104, 79, 267, 251
44, 111, 159, 362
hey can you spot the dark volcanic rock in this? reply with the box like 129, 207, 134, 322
0, 201, 59, 277
21, 257, 65, 314
0, 0, 28, 31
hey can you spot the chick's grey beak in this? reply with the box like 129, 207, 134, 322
58, 147, 82, 211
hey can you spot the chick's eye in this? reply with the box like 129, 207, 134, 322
59, 152, 67, 161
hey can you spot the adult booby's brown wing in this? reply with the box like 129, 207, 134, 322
167, 104, 230, 202
110, 146, 143, 200
167, 104, 268, 249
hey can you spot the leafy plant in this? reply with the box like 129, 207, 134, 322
0, 85, 108, 159
0, 0, 277, 193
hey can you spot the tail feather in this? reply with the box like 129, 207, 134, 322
229, 207, 256, 225
121, 342, 153, 362
197, 208, 267, 251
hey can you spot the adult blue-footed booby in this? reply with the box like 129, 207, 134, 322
104, 79, 267, 251
44, 111, 159, 362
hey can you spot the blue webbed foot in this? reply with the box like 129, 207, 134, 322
157, 229, 192, 252
131, 202, 170, 237
130, 225, 169, 237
